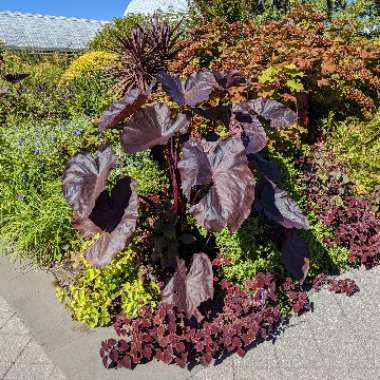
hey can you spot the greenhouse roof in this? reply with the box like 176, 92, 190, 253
125, 0, 188, 15
0, 11, 108, 52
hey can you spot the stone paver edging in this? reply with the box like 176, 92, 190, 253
0, 256, 379, 380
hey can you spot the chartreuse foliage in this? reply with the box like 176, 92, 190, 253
215, 217, 284, 283
328, 114, 380, 192
57, 246, 160, 328
60, 51, 117, 83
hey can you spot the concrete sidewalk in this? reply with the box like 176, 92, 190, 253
0, 256, 379, 380
0, 296, 66, 380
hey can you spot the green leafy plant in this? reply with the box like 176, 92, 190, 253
57, 246, 160, 328
328, 113, 380, 192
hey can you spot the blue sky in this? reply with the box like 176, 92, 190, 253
0, 0, 130, 20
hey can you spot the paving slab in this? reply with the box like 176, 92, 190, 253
0, 256, 379, 380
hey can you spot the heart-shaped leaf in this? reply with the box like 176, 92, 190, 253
98, 87, 150, 131
281, 230, 310, 284
121, 103, 190, 154
231, 103, 268, 154
213, 70, 247, 90
161, 253, 214, 321
178, 137, 255, 233
248, 154, 281, 184
63, 147, 117, 219
255, 178, 309, 230
247, 98, 298, 129
157, 71, 216, 107
82, 178, 139, 268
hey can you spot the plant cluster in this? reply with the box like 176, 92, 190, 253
99, 272, 285, 369
170, 6, 380, 122
62, 65, 314, 323
312, 273, 359, 296
328, 113, 380, 191
298, 144, 380, 268
56, 247, 160, 328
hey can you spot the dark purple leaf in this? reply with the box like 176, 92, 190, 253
231, 103, 268, 154
281, 230, 310, 283
62, 147, 117, 220
121, 103, 190, 153
248, 98, 298, 129
194, 105, 231, 127
3, 73, 29, 83
255, 178, 309, 230
248, 154, 281, 184
82, 177, 139, 268
213, 70, 247, 90
98, 87, 150, 131
178, 138, 255, 233
161, 253, 214, 321
157, 71, 216, 107
178, 140, 212, 199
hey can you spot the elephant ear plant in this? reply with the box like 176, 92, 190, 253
62, 21, 310, 322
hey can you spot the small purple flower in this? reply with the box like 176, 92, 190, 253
74, 128, 83, 137
18, 139, 25, 146
34, 148, 41, 154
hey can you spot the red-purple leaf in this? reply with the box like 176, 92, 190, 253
62, 147, 117, 220
161, 253, 214, 321
281, 230, 310, 283
157, 71, 216, 107
98, 87, 150, 131
255, 178, 309, 230
82, 178, 139, 268
213, 70, 247, 90
248, 98, 298, 129
121, 103, 190, 153
231, 103, 268, 154
178, 138, 255, 233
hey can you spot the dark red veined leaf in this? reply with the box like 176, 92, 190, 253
248, 154, 281, 184
213, 70, 247, 90
281, 230, 310, 284
178, 137, 255, 233
121, 103, 190, 153
98, 87, 151, 131
81, 177, 139, 268
247, 98, 298, 129
255, 178, 309, 230
161, 253, 214, 322
157, 71, 216, 107
3, 73, 30, 83
62, 147, 117, 219
231, 103, 268, 154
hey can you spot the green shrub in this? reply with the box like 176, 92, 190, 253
57, 246, 160, 328
89, 15, 144, 52
122, 151, 168, 195
215, 216, 284, 283
0, 118, 93, 265
60, 51, 117, 83
328, 113, 380, 192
